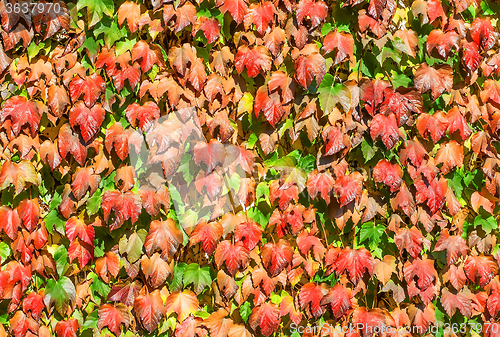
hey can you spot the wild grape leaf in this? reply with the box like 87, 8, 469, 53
380, 88, 423, 126
464, 255, 498, 287
234, 45, 271, 78
462, 42, 483, 72
244, 2, 276, 35
261, 239, 293, 277
352, 307, 395, 336
117, 1, 141, 32
48, 85, 70, 118
165, 290, 199, 322
373, 255, 396, 285
279, 295, 302, 325
296, 0, 328, 29
298, 282, 329, 318
144, 219, 183, 260
183, 263, 212, 294
214, 241, 249, 276
0, 206, 20, 240
77, 0, 114, 28
141, 253, 172, 288
443, 264, 467, 291
68, 239, 93, 267
480, 79, 500, 105
58, 123, 88, 165
403, 257, 438, 303
320, 284, 352, 318
97, 303, 130, 336
394, 29, 418, 57
318, 75, 351, 114
248, 302, 279, 337
294, 44, 326, 88
22, 292, 44, 320
0, 43, 11, 73
126, 102, 160, 132
373, 159, 403, 192
54, 319, 79, 337
189, 221, 223, 255
414, 63, 453, 99
16, 198, 39, 232
370, 113, 401, 149
65, 217, 95, 245
217, 0, 248, 24
105, 122, 143, 161
69, 74, 106, 107
441, 287, 473, 318
71, 167, 100, 200
101, 190, 142, 230
416, 112, 447, 143
194, 171, 223, 201
394, 227, 430, 258
196, 17, 221, 44
69, 102, 105, 143
0, 160, 40, 196
426, 29, 460, 58
400, 140, 427, 167
441, 106, 472, 140
328, 247, 374, 284
193, 139, 226, 172
323, 31, 354, 65
307, 170, 334, 204
0, 96, 41, 137
415, 177, 447, 214
95, 251, 121, 283
334, 171, 363, 206
435, 140, 464, 174
134, 289, 165, 332
43, 276, 76, 316
9, 311, 38, 337
203, 309, 234, 337
471, 18, 498, 50
107, 281, 141, 307
434, 229, 468, 265
235, 221, 262, 251
132, 40, 164, 72
33, 0, 70, 39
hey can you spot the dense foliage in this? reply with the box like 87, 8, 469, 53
0, 0, 500, 336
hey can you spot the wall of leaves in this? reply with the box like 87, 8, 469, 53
0, 0, 500, 336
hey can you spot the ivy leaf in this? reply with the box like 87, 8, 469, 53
183, 263, 212, 294
44, 276, 76, 315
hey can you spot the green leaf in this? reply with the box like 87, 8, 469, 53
118, 229, 147, 263
183, 263, 212, 294
54, 245, 69, 277
0, 242, 11, 264
473, 214, 498, 234
89, 272, 111, 299
44, 276, 76, 315
94, 17, 127, 48
318, 74, 351, 114
359, 222, 385, 249
361, 137, 377, 163
170, 262, 188, 292
82, 310, 98, 331
77, 0, 114, 28
115, 38, 137, 55
240, 301, 252, 323
44, 210, 66, 235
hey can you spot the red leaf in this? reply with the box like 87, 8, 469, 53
471, 18, 498, 50
0, 160, 40, 196
234, 45, 271, 78
400, 140, 427, 167
95, 251, 121, 283
141, 253, 173, 288
394, 227, 430, 258
322, 126, 348, 156
132, 41, 164, 72
105, 122, 143, 161
297, 231, 326, 260
9, 311, 38, 337
373, 159, 403, 192
323, 31, 354, 65
40, 140, 62, 170
426, 29, 460, 58
434, 229, 468, 265
320, 284, 352, 318
269, 180, 299, 211
415, 177, 447, 214
72, 167, 100, 200
0, 206, 20, 240
352, 307, 395, 336
294, 44, 326, 88
441, 287, 473, 318
165, 290, 199, 322
414, 63, 453, 99
68, 102, 105, 143
296, 0, 328, 29
370, 113, 401, 149
22, 292, 44, 320
298, 282, 329, 318
464, 255, 498, 287
462, 41, 483, 72
55, 319, 78, 337
68, 239, 93, 267
279, 295, 302, 325
134, 289, 165, 332
307, 170, 334, 204
261, 239, 293, 277
235, 221, 263, 251
98, 303, 131, 336
189, 221, 223, 255
244, 2, 276, 35
218, 0, 248, 24
58, 123, 88, 165
69, 74, 106, 107
107, 281, 141, 307
144, 219, 183, 260
118, 1, 141, 32
214, 241, 249, 276
0, 96, 40, 137
380, 87, 423, 126
334, 171, 363, 206
403, 257, 438, 303
481, 79, 500, 105
174, 3, 197, 33
329, 247, 374, 284
101, 190, 142, 230
193, 139, 226, 173
435, 140, 464, 174
16, 198, 39, 233
248, 302, 280, 336
197, 17, 221, 44
65, 217, 95, 245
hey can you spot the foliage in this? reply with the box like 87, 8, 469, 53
0, 0, 500, 336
